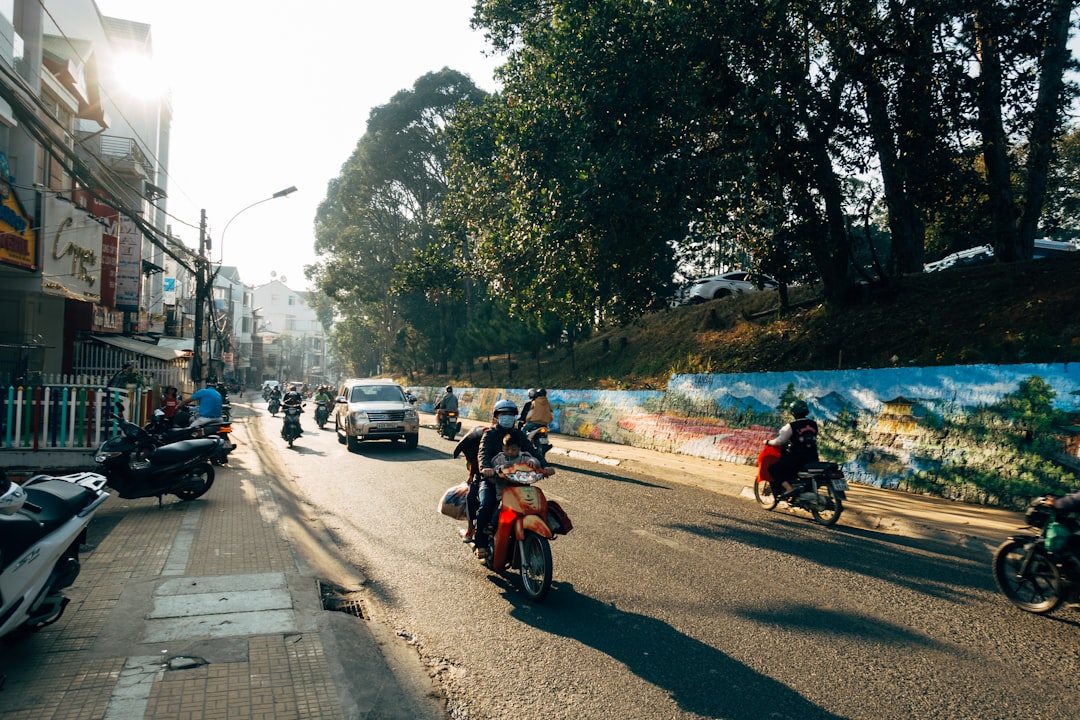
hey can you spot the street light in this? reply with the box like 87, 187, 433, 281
216, 185, 298, 264
192, 186, 297, 383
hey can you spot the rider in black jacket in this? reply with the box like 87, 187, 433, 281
764, 399, 819, 500
471, 399, 550, 559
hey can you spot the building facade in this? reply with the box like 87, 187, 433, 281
0, 0, 199, 387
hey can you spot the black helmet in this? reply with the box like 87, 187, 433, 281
445, 385, 453, 393
536, 388, 547, 397
790, 400, 809, 418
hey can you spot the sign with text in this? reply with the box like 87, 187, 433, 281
41, 195, 104, 303
115, 216, 142, 311
0, 175, 37, 270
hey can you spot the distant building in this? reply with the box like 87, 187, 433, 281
252, 280, 326, 384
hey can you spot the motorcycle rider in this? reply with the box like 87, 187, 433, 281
473, 399, 553, 559
181, 379, 224, 429
520, 388, 554, 432
453, 425, 488, 543
314, 385, 334, 418
1042, 490, 1080, 512
435, 385, 459, 426
281, 386, 304, 435
764, 399, 819, 500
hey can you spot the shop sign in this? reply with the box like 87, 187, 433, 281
41, 195, 103, 303
0, 166, 37, 270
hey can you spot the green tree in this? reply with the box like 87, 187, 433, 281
310, 69, 488, 374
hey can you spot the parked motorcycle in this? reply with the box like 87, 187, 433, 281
94, 416, 221, 504
437, 410, 462, 441
1, 470, 110, 639
523, 423, 553, 462
992, 496, 1080, 614
268, 396, 281, 415
281, 404, 304, 446
314, 400, 330, 429
472, 463, 572, 603
753, 445, 847, 526
144, 409, 235, 466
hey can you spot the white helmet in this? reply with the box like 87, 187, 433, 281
0, 474, 27, 516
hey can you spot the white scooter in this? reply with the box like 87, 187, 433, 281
0, 470, 110, 640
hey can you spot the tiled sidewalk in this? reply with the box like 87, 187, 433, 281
0, 413, 361, 720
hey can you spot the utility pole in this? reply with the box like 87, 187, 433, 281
191, 209, 207, 384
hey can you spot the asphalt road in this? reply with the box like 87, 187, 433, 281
246, 400, 1080, 720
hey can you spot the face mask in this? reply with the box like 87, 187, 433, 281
497, 415, 515, 429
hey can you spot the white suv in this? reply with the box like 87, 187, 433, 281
334, 379, 420, 450
682, 271, 777, 303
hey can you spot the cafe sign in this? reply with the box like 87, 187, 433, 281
41, 195, 104, 303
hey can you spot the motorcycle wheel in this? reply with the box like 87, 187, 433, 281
753, 477, 779, 509
809, 484, 843, 526
992, 539, 1062, 614
518, 531, 553, 603
173, 464, 215, 501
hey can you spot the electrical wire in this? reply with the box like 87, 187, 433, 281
36, 0, 200, 226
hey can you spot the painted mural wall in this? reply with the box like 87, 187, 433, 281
414, 363, 1080, 507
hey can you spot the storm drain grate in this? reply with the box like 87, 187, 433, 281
317, 579, 365, 618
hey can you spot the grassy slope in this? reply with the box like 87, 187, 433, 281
410, 252, 1080, 391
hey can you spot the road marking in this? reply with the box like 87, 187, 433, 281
103, 656, 161, 720
162, 503, 201, 576
632, 528, 685, 551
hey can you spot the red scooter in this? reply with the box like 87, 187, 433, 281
473, 463, 572, 603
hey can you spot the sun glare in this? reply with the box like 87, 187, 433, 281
111, 51, 167, 99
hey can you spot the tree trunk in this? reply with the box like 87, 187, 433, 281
864, 73, 922, 274
975, 7, 1021, 261
806, 133, 852, 303
1019, 0, 1076, 250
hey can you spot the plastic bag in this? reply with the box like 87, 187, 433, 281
438, 482, 469, 521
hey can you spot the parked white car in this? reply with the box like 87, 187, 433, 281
679, 271, 778, 303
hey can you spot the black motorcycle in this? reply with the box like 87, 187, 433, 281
993, 496, 1080, 614
144, 408, 235, 466
437, 410, 462, 441
268, 396, 281, 416
314, 400, 330, 429
281, 404, 304, 447
753, 448, 847, 526
94, 416, 221, 505
522, 423, 553, 462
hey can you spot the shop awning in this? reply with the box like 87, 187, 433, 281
89, 334, 187, 362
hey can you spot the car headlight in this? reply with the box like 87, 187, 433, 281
405, 409, 419, 422
351, 411, 369, 425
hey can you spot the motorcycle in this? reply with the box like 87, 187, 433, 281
144, 408, 235, 466
472, 463, 572, 603
438, 410, 462, 441
281, 404, 304, 446
314, 400, 330, 429
268, 396, 281, 416
0, 470, 110, 639
753, 445, 847, 526
992, 496, 1080, 614
523, 423, 553, 462
94, 415, 221, 504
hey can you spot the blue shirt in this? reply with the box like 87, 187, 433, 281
191, 387, 223, 418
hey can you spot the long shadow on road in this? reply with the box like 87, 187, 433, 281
507, 582, 848, 720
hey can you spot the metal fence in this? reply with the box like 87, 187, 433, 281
0, 378, 153, 452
